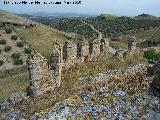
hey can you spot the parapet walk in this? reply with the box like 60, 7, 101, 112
26, 36, 141, 96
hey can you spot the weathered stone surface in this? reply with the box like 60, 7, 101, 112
26, 36, 143, 96
79, 63, 150, 94
27, 53, 54, 96
50, 42, 62, 88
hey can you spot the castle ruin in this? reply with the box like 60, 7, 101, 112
27, 36, 142, 96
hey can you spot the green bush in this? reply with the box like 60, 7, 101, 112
13, 59, 23, 65
5, 29, 12, 34
144, 49, 160, 61
24, 47, 32, 54
11, 53, 21, 59
0, 60, 4, 66
0, 49, 1, 54
3, 46, 12, 52
0, 39, 6, 45
11, 35, 18, 40
16, 41, 24, 47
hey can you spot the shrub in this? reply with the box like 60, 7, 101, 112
5, 29, 12, 34
13, 59, 23, 65
144, 49, 160, 61
11, 35, 18, 40
24, 48, 32, 54
17, 41, 24, 47
3, 46, 12, 52
0, 60, 4, 66
0, 49, 1, 54
11, 53, 21, 59
0, 39, 6, 45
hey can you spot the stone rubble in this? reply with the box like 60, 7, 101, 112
31, 88, 160, 120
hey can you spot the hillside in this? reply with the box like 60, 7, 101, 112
0, 9, 75, 57
0, 9, 75, 100
30, 13, 160, 40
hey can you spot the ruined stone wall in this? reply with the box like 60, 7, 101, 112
27, 53, 54, 96
62, 38, 112, 68
128, 36, 137, 51
89, 39, 101, 60
27, 36, 142, 96
115, 36, 143, 62
63, 41, 77, 67
49, 42, 62, 88
27, 42, 63, 96
79, 63, 150, 94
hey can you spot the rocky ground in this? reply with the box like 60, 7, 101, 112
1, 62, 160, 120
1, 87, 160, 120
30, 88, 160, 120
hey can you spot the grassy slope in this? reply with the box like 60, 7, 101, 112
0, 73, 29, 99
0, 9, 74, 57
110, 28, 160, 49
15, 25, 70, 57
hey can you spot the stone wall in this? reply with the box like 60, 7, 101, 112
79, 63, 150, 94
26, 36, 143, 96
27, 53, 54, 96
49, 42, 62, 88
62, 38, 112, 68
27, 42, 63, 96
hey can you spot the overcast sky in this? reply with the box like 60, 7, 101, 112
0, 0, 160, 16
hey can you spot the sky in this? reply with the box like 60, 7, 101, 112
0, 0, 160, 16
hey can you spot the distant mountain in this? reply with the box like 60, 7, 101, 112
17, 12, 96, 18
99, 14, 117, 18
135, 13, 158, 19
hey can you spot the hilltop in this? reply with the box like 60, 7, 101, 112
135, 13, 158, 20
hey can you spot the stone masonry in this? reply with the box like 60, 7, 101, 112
27, 36, 143, 96
49, 42, 62, 88
26, 53, 54, 96
27, 42, 62, 96
79, 63, 150, 94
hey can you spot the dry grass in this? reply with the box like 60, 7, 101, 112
110, 41, 128, 49
111, 28, 160, 49
0, 73, 29, 100
14, 24, 74, 57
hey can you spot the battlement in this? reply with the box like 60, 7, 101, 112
27, 36, 142, 96
27, 53, 54, 96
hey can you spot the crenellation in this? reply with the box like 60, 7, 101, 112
27, 53, 54, 96
100, 38, 110, 54
27, 36, 145, 96
50, 42, 62, 88
90, 39, 101, 59
63, 41, 77, 67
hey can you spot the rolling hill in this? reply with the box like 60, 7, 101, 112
28, 13, 160, 49
0, 9, 75, 57
0, 9, 75, 100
